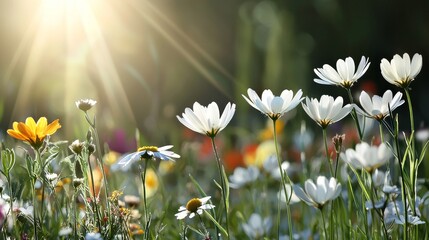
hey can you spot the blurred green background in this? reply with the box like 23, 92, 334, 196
0, 0, 428, 144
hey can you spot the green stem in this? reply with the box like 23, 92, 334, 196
347, 88, 363, 140
379, 122, 384, 144
272, 120, 293, 240
87, 153, 102, 232
404, 88, 417, 209
210, 137, 230, 240
33, 148, 41, 240
322, 128, 334, 177
141, 160, 149, 224
320, 208, 329, 240
404, 88, 415, 135
393, 126, 408, 239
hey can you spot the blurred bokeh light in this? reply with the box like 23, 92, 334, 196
1, 0, 428, 142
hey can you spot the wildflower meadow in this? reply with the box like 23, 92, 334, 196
0, 52, 428, 240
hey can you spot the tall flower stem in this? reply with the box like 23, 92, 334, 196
140, 160, 149, 224
320, 208, 329, 239
209, 137, 230, 240
272, 120, 293, 240
322, 128, 334, 177
87, 153, 102, 232
33, 148, 42, 240
347, 88, 363, 140
393, 119, 408, 239
404, 88, 417, 205
85, 113, 110, 210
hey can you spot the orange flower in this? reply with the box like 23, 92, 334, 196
7, 117, 61, 149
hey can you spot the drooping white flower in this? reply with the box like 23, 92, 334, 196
314, 56, 370, 88
242, 88, 303, 120
355, 90, 404, 121
380, 53, 422, 88
384, 199, 424, 225
340, 142, 391, 173
372, 169, 385, 187
242, 213, 272, 239
262, 156, 292, 180
118, 145, 180, 167
75, 99, 97, 112
293, 176, 341, 209
302, 95, 353, 128
177, 102, 235, 137
175, 196, 215, 220
229, 166, 260, 189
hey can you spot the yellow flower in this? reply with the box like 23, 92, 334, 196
7, 117, 61, 149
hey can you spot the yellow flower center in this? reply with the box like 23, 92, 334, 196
186, 198, 202, 213
137, 146, 159, 152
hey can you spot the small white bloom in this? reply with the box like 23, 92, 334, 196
372, 169, 385, 187
384, 199, 424, 225
314, 56, 370, 88
175, 196, 215, 220
75, 99, 97, 112
242, 88, 304, 120
58, 227, 73, 236
118, 145, 180, 167
278, 184, 301, 204
355, 90, 404, 121
46, 172, 58, 182
416, 128, 429, 142
18, 205, 34, 217
302, 95, 352, 128
85, 232, 103, 240
293, 176, 341, 208
177, 102, 235, 137
340, 142, 391, 173
263, 156, 293, 180
229, 166, 259, 189
242, 213, 272, 239
380, 53, 422, 88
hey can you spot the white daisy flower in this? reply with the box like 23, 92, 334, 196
340, 142, 391, 173
242, 213, 272, 238
118, 145, 180, 167
177, 102, 235, 137
302, 95, 352, 128
355, 90, 404, 121
175, 196, 215, 220
242, 88, 303, 120
293, 176, 341, 209
380, 53, 422, 88
314, 56, 370, 88
229, 166, 259, 189
75, 99, 97, 112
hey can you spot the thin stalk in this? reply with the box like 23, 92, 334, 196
347, 88, 363, 140
85, 113, 111, 216
320, 208, 329, 239
368, 172, 389, 238
33, 148, 41, 240
31, 177, 38, 240
404, 88, 415, 135
404, 88, 417, 205
87, 153, 102, 232
210, 137, 230, 239
140, 160, 149, 223
322, 128, 334, 177
272, 120, 293, 240
379, 122, 385, 144
393, 127, 408, 239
